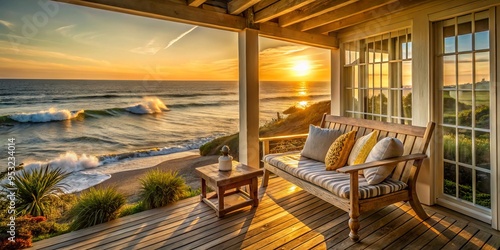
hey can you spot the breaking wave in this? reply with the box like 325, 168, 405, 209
8, 108, 84, 123
125, 97, 169, 114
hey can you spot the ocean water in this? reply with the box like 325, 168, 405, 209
0, 79, 329, 192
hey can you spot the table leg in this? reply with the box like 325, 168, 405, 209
218, 186, 225, 217
251, 177, 259, 207
200, 178, 206, 202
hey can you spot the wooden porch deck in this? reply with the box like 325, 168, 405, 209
33, 177, 500, 250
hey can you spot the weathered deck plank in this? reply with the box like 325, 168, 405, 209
32, 177, 500, 250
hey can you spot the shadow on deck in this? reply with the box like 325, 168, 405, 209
32, 177, 500, 249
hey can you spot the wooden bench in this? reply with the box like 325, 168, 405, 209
260, 114, 435, 242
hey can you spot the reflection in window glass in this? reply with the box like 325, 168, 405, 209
438, 11, 492, 210
344, 29, 411, 124
476, 170, 490, 208
444, 162, 456, 196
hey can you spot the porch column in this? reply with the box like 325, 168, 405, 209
238, 28, 260, 168
331, 48, 342, 116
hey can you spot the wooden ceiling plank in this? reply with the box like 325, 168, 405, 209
260, 22, 338, 49
228, 0, 261, 15
253, 0, 279, 12
279, 0, 358, 27
254, 0, 317, 23
55, 0, 246, 31
187, 0, 207, 7
296, 0, 399, 31
311, 0, 427, 33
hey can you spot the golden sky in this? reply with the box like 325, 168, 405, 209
0, 1, 330, 81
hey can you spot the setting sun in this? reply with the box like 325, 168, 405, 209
292, 60, 311, 76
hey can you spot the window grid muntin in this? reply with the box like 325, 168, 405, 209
344, 28, 412, 124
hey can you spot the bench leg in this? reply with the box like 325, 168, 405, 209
261, 169, 270, 188
348, 213, 360, 242
409, 192, 429, 221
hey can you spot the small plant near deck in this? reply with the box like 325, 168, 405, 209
139, 169, 188, 209
118, 202, 145, 217
1, 164, 69, 217
69, 187, 125, 230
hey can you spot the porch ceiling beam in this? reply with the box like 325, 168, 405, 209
310, 0, 427, 34
228, 0, 261, 15
260, 22, 338, 49
295, 0, 399, 31
54, 0, 246, 31
187, 0, 207, 7
254, 0, 317, 23
278, 0, 358, 27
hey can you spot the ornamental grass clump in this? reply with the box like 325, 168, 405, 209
69, 187, 125, 230
1, 164, 69, 217
139, 169, 188, 209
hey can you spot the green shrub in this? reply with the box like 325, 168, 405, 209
119, 202, 145, 217
139, 169, 188, 209
69, 187, 125, 230
1, 165, 69, 217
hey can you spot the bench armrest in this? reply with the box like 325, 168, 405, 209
259, 133, 309, 142
260, 133, 308, 156
336, 154, 427, 174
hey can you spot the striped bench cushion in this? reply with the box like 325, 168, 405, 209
263, 152, 408, 200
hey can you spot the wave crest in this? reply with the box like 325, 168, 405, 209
9, 108, 84, 123
23, 152, 100, 174
125, 97, 169, 114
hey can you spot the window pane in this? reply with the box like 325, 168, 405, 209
402, 90, 412, 118
475, 14, 489, 50
444, 162, 456, 196
475, 131, 490, 170
458, 15, 472, 52
457, 91, 472, 127
402, 61, 412, 87
458, 129, 472, 165
443, 90, 456, 125
374, 63, 381, 88
443, 127, 456, 161
458, 54, 473, 88
458, 165, 472, 202
444, 22, 455, 53
476, 170, 491, 208
475, 92, 489, 129
475, 52, 490, 88
368, 42, 374, 63
381, 63, 389, 88
381, 90, 388, 115
443, 55, 456, 87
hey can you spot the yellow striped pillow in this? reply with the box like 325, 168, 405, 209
347, 130, 380, 165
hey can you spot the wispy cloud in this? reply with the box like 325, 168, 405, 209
0, 19, 15, 31
0, 46, 111, 66
130, 38, 162, 55
130, 26, 198, 55
54, 24, 102, 45
163, 26, 197, 50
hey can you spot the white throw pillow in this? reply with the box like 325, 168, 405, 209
300, 124, 342, 162
363, 137, 404, 184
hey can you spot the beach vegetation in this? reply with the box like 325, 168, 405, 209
200, 100, 331, 158
139, 169, 188, 209
69, 187, 126, 230
119, 202, 145, 217
1, 164, 69, 217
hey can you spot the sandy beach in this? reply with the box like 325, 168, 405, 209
92, 152, 219, 202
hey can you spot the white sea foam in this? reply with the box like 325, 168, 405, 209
22, 152, 100, 173
9, 108, 84, 123
126, 97, 169, 114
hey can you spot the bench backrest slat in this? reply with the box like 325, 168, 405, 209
320, 114, 435, 183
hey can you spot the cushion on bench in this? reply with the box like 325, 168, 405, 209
263, 152, 408, 200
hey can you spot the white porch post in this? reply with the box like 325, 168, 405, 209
238, 28, 260, 168
331, 48, 342, 116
